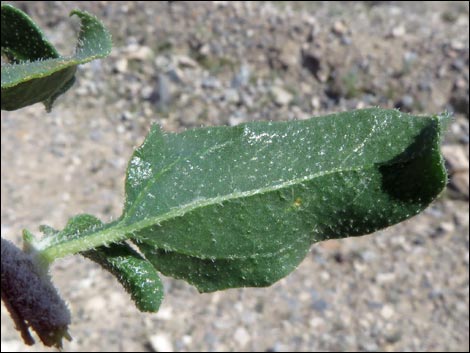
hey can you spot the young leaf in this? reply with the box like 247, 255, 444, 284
1, 4, 112, 111
35, 108, 448, 297
82, 244, 164, 313
34, 214, 164, 312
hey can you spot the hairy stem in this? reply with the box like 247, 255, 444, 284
34, 224, 129, 263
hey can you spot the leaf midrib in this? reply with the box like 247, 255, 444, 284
40, 112, 440, 262
39, 161, 395, 261
1, 56, 98, 88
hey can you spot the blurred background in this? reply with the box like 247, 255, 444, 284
1, 1, 468, 351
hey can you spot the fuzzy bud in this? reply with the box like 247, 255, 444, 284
1, 238, 71, 348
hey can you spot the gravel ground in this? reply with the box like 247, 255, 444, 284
1, 1, 469, 352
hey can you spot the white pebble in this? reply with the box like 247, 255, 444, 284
381, 305, 395, 319
149, 334, 174, 352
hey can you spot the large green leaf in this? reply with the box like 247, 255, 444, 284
1, 4, 111, 111
127, 108, 448, 292
35, 108, 448, 296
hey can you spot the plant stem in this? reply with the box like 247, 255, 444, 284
37, 223, 129, 263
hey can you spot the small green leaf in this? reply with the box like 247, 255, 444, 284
1, 4, 111, 111
32, 215, 164, 312
36, 108, 448, 296
82, 244, 164, 313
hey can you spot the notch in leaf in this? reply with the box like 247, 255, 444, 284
1, 4, 112, 111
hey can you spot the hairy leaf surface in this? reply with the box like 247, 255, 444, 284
36, 108, 448, 295
1, 4, 111, 111
126, 108, 448, 291
32, 215, 163, 312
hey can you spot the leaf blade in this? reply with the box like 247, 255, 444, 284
1, 5, 111, 111
1, 4, 59, 63
82, 244, 164, 313
31, 215, 164, 312
36, 109, 448, 294
124, 108, 447, 292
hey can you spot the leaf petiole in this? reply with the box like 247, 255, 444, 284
31, 223, 129, 263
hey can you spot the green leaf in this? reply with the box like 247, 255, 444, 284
31, 215, 164, 312
82, 244, 164, 313
128, 108, 448, 292
36, 108, 448, 296
1, 4, 111, 111
1, 4, 59, 62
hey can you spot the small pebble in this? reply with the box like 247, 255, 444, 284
149, 334, 174, 352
